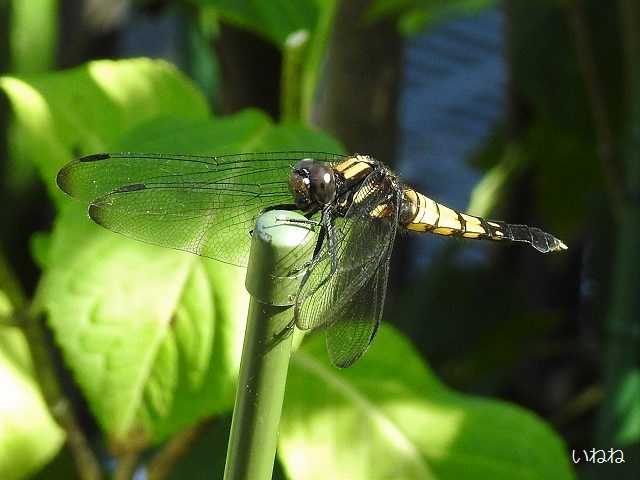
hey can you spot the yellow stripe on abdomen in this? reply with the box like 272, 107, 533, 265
399, 187, 568, 253
401, 188, 495, 239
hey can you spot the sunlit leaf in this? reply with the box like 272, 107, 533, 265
613, 371, 640, 445
467, 144, 525, 218
37, 203, 247, 442
0, 58, 209, 198
37, 112, 342, 443
281, 325, 575, 480
0, 321, 64, 479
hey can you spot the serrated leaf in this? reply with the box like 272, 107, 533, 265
280, 325, 575, 480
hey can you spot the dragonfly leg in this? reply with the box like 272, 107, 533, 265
289, 220, 327, 275
266, 318, 296, 352
267, 203, 321, 227
325, 212, 338, 274
295, 208, 337, 281
276, 217, 319, 227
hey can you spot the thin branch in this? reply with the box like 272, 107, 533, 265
113, 450, 140, 480
147, 422, 208, 480
22, 309, 103, 480
0, 250, 27, 310
566, 0, 624, 217
619, 0, 640, 186
1, 242, 103, 478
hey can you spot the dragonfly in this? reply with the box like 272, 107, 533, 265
57, 151, 567, 368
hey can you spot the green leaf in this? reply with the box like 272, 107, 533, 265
0, 58, 209, 198
29, 231, 51, 271
467, 144, 526, 218
37, 203, 244, 442
190, 0, 337, 121
0, 290, 11, 321
9, 0, 57, 73
0, 321, 65, 479
280, 325, 575, 480
612, 370, 640, 444
368, 0, 496, 34
37, 112, 343, 443
191, 0, 322, 46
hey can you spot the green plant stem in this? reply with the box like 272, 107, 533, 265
301, 0, 338, 123
113, 450, 139, 480
22, 308, 103, 480
566, 0, 623, 218
0, 249, 26, 310
281, 29, 309, 123
1, 251, 102, 478
596, 0, 640, 448
147, 422, 207, 480
223, 210, 313, 480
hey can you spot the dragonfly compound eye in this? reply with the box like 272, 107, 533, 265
307, 163, 336, 205
290, 159, 336, 209
289, 159, 314, 210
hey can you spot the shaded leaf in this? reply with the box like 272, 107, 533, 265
191, 0, 322, 46
369, 0, 497, 34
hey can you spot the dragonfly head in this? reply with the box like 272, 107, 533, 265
289, 159, 337, 211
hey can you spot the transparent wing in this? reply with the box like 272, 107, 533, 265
57, 151, 346, 266
294, 168, 399, 339
325, 240, 392, 368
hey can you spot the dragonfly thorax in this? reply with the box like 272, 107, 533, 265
289, 159, 337, 211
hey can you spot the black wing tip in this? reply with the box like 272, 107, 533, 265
88, 203, 106, 226
55, 167, 70, 193
79, 153, 111, 162
333, 357, 359, 369
331, 346, 370, 368
57, 154, 112, 194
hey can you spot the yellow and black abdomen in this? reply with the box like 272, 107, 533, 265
399, 188, 567, 253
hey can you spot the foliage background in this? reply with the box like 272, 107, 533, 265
0, 0, 638, 479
